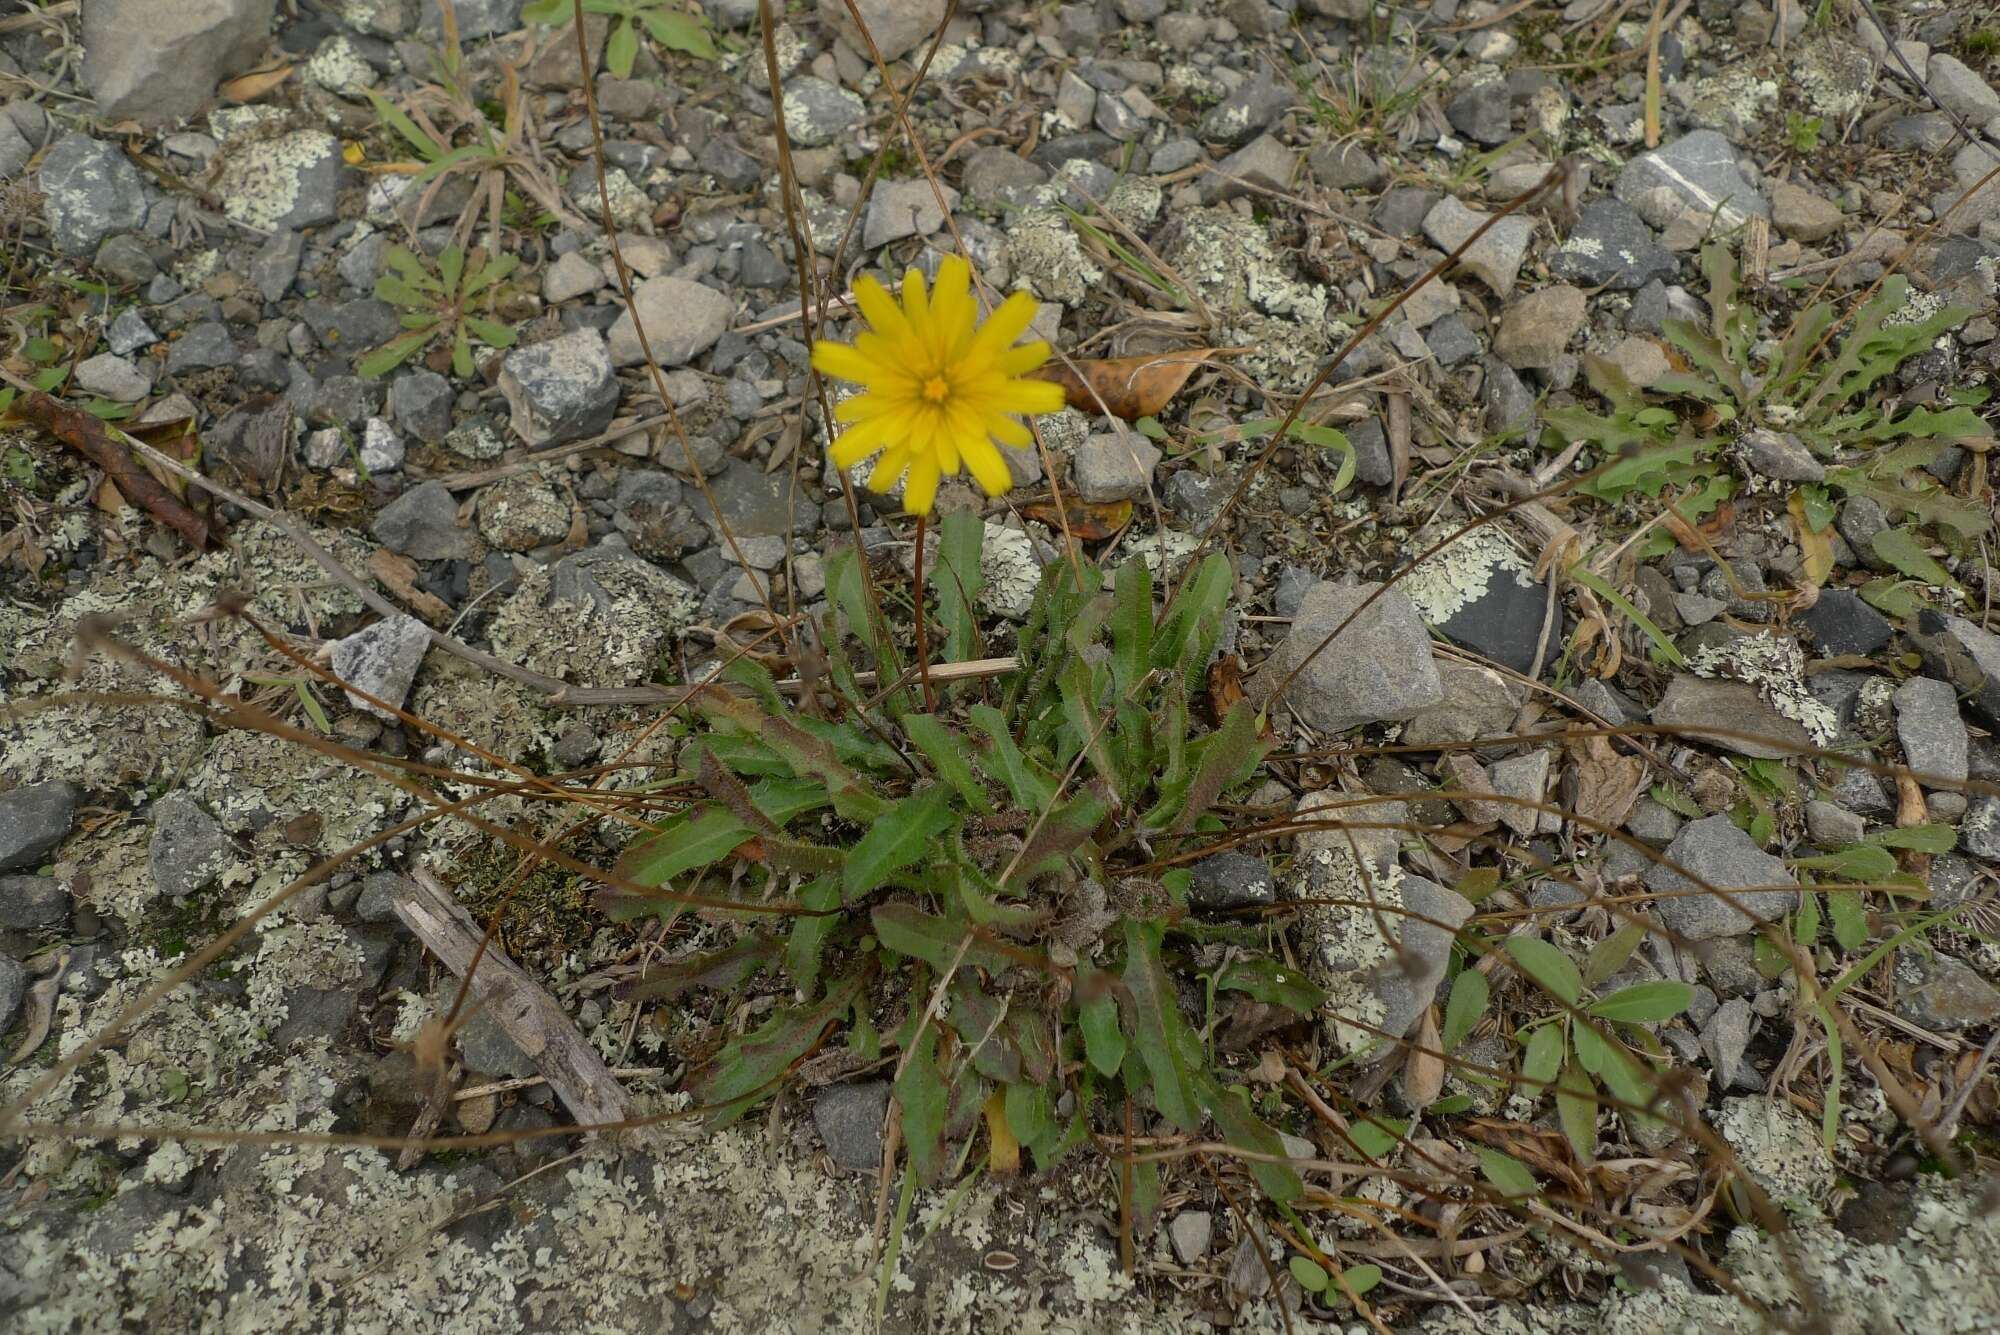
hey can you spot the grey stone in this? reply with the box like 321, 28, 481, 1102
542, 251, 606, 304
1879, 112, 1957, 153
94, 233, 158, 286
107, 309, 159, 356
1493, 284, 1586, 370
862, 178, 960, 249
215, 131, 343, 232
166, 322, 240, 375
1798, 589, 1891, 657
688, 458, 819, 539
1644, 815, 1798, 941
1738, 428, 1824, 483
372, 480, 469, 560
1625, 797, 1683, 846
419, 0, 521, 39
309, 375, 382, 430
1422, 195, 1534, 295
1961, 795, 2000, 862
1198, 73, 1294, 147
0, 875, 67, 931
1484, 358, 1537, 436
1804, 799, 1865, 847
353, 871, 409, 924
1701, 997, 1757, 1090
1306, 141, 1384, 191
813, 1080, 890, 1172
1168, 1211, 1213, 1264
1073, 433, 1161, 502
1360, 873, 1470, 1044
40, 134, 150, 257
458, 1010, 537, 1079
610, 469, 702, 560
1830, 765, 1892, 816
330, 615, 429, 720
1424, 314, 1481, 367
1147, 138, 1202, 175
1374, 186, 1440, 238
0, 782, 78, 872
817, 0, 944, 62
780, 76, 866, 148
1909, 612, 2000, 731
500, 329, 620, 447
1894, 676, 1968, 785
1770, 182, 1843, 243
1925, 54, 2000, 124
960, 146, 1050, 210
388, 369, 453, 443
359, 417, 403, 473
1094, 89, 1149, 141
0, 111, 29, 180
74, 353, 151, 403
250, 229, 305, 304
1402, 660, 1522, 747
148, 792, 235, 899
607, 276, 734, 369
1892, 950, 2000, 1030
1615, 131, 1770, 231
0, 956, 23, 1034
1490, 749, 1552, 837
1445, 77, 1512, 146
1258, 581, 1443, 733
1550, 198, 1678, 291
1201, 134, 1296, 203
1189, 852, 1275, 910
82, 0, 275, 127
1653, 676, 1815, 759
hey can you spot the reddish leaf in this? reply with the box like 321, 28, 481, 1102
1019, 497, 1131, 541
1028, 348, 1219, 420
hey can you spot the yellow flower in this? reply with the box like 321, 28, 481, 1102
811, 256, 1066, 517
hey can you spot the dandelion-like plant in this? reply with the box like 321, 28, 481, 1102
812, 256, 1064, 517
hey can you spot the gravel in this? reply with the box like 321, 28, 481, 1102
1645, 815, 1799, 941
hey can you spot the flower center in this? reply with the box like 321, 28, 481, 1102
921, 375, 950, 403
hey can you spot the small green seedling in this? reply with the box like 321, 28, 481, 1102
361, 245, 519, 379
521, 0, 718, 77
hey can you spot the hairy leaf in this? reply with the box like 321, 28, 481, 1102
1506, 937, 1582, 1006
1122, 920, 1202, 1131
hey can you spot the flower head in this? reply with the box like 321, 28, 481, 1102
812, 256, 1066, 516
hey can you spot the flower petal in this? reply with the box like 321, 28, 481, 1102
866, 446, 909, 494
811, 340, 886, 386
965, 291, 1042, 363
988, 414, 1033, 447
962, 438, 1014, 496
929, 255, 975, 360
852, 274, 914, 343
993, 378, 1068, 414
900, 266, 931, 342
828, 415, 899, 468
995, 340, 1054, 376
901, 456, 941, 516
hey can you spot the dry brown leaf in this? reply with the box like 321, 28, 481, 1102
1569, 736, 1646, 830
1028, 348, 1218, 420
1404, 1010, 1445, 1109
1206, 653, 1246, 724
1788, 491, 1833, 589
1019, 496, 1131, 542
367, 549, 454, 623
220, 63, 294, 103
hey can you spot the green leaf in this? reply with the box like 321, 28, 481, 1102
463, 316, 518, 348
1827, 888, 1868, 952
1865, 823, 1955, 853
1582, 920, 1646, 989
1506, 937, 1582, 1006
902, 714, 993, 815
934, 510, 985, 666
1214, 958, 1326, 1014
783, 875, 843, 998
869, 903, 1025, 974
1289, 1256, 1328, 1292
1110, 557, 1154, 699
1791, 843, 1898, 882
365, 91, 442, 159
519, 0, 569, 22
1569, 566, 1686, 667
1200, 1074, 1303, 1203
1079, 988, 1126, 1078
1346, 1115, 1407, 1161
1006, 785, 1111, 888
1870, 528, 1959, 589
689, 973, 862, 1122
618, 805, 751, 888
968, 704, 1056, 809
1521, 1023, 1564, 1095
1555, 1062, 1598, 1166
894, 1024, 950, 1183
1440, 968, 1488, 1054
1480, 1148, 1538, 1199
643, 8, 719, 59
623, 932, 779, 1002
605, 17, 640, 78
1005, 1080, 1057, 1162
356, 329, 433, 379
1587, 981, 1695, 1023
1166, 700, 1267, 836
1340, 1264, 1382, 1301
1122, 919, 1202, 1131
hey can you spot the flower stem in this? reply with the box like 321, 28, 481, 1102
912, 512, 936, 712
